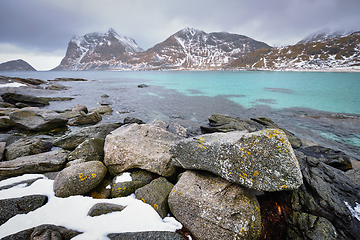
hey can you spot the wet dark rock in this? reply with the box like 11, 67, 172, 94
1, 93, 49, 107
5, 137, 52, 161
53, 122, 121, 150
68, 112, 102, 126
0, 195, 48, 225
87, 203, 125, 217
288, 150, 360, 240
50, 77, 87, 82
0, 176, 43, 191
9, 108, 68, 131
108, 231, 185, 240
138, 84, 149, 88
0, 141, 6, 160
1, 224, 82, 240
53, 161, 107, 198
298, 145, 353, 171
45, 83, 69, 90
0, 102, 16, 108
135, 177, 174, 218
0, 149, 69, 180
123, 117, 145, 125
167, 122, 188, 138
200, 113, 264, 133
68, 138, 105, 162
251, 117, 302, 148
0, 116, 16, 130
89, 176, 112, 199
111, 170, 154, 198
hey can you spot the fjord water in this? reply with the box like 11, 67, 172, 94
1, 71, 359, 158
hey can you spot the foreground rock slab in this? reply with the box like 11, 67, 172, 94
170, 129, 303, 192
168, 170, 261, 240
1, 93, 49, 107
9, 107, 68, 131
104, 119, 183, 177
0, 149, 69, 180
108, 231, 185, 240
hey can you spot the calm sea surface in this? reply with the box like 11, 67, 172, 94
1, 71, 359, 158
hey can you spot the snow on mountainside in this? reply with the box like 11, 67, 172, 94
53, 28, 270, 71
297, 29, 355, 44
227, 31, 360, 71
53, 29, 143, 71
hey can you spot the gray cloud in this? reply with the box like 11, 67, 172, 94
1, 0, 360, 53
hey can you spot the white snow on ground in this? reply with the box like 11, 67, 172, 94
344, 201, 360, 221
0, 174, 182, 239
0, 82, 26, 88
114, 172, 132, 183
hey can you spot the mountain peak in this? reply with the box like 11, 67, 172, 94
297, 28, 356, 44
0, 59, 37, 71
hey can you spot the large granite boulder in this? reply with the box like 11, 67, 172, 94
9, 108, 68, 131
5, 137, 52, 160
111, 170, 153, 198
170, 129, 303, 192
135, 177, 174, 218
1, 93, 49, 107
68, 112, 102, 126
1, 224, 82, 240
53, 161, 107, 198
288, 150, 360, 240
168, 171, 261, 240
53, 122, 121, 150
68, 138, 105, 162
200, 113, 264, 133
0, 149, 69, 180
0, 195, 48, 225
104, 119, 183, 177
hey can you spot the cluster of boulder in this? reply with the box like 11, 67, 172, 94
0, 89, 359, 239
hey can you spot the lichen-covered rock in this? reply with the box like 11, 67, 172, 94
170, 129, 303, 192
68, 138, 105, 162
135, 177, 174, 218
1, 93, 49, 107
0, 195, 48, 225
53, 161, 107, 198
53, 122, 121, 150
87, 203, 125, 217
0, 149, 69, 180
5, 137, 52, 160
9, 107, 68, 131
111, 170, 153, 198
168, 170, 261, 240
68, 112, 102, 126
104, 119, 183, 177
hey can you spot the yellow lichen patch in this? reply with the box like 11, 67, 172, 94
229, 172, 232, 175
243, 173, 248, 177
141, 198, 146, 203
118, 187, 122, 191
79, 173, 87, 181
92, 173, 97, 178
153, 203, 159, 210
281, 185, 287, 189
253, 171, 259, 177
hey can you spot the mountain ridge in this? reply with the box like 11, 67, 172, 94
0, 59, 37, 71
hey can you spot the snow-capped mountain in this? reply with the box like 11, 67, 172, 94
227, 31, 360, 71
53, 28, 270, 71
0, 59, 36, 71
53, 29, 144, 71
132, 27, 270, 70
297, 29, 355, 44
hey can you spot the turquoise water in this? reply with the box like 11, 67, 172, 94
2, 71, 359, 114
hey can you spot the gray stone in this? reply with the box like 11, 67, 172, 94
1, 93, 49, 107
108, 231, 185, 240
87, 203, 125, 217
0, 195, 48, 225
0, 108, 17, 116
170, 129, 303, 191
289, 150, 360, 240
104, 119, 183, 177
68, 112, 102, 126
45, 83, 69, 90
0, 102, 16, 108
0, 149, 69, 180
167, 122, 188, 138
9, 107, 68, 131
111, 170, 153, 198
68, 138, 105, 162
0, 116, 16, 129
287, 212, 338, 240
53, 161, 107, 198
251, 117, 302, 148
89, 105, 113, 115
0, 141, 6, 160
53, 122, 121, 150
65, 158, 86, 167
1, 224, 82, 240
5, 137, 52, 160
135, 177, 174, 218
123, 117, 145, 125
72, 104, 88, 113
168, 170, 261, 240
59, 110, 83, 120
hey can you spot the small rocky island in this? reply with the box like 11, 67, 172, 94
0, 76, 359, 240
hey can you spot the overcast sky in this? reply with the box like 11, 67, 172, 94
1, 0, 359, 70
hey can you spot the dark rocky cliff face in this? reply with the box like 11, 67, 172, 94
0, 59, 36, 71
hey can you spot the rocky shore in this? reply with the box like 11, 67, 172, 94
0, 76, 359, 239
